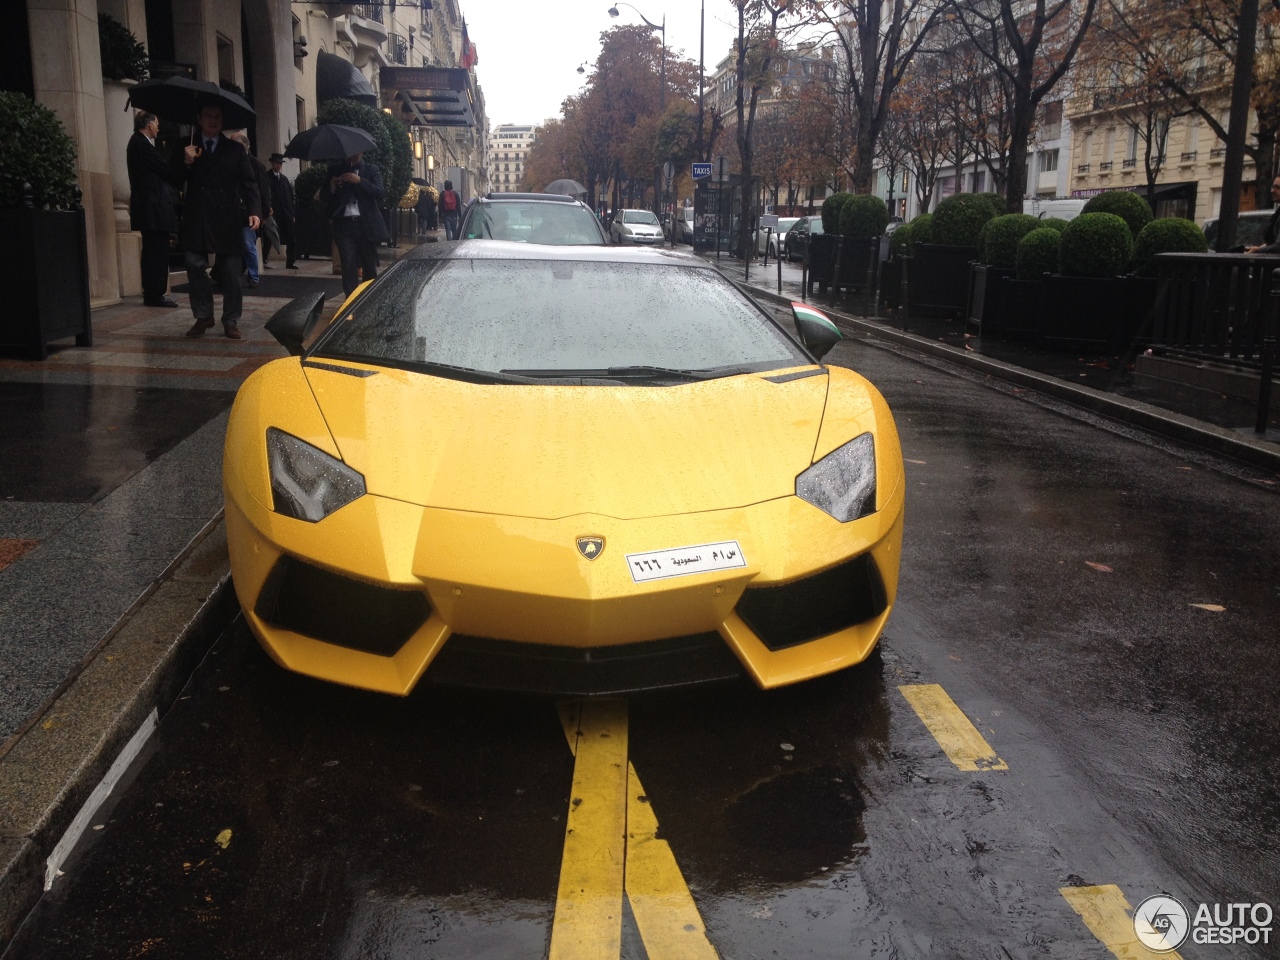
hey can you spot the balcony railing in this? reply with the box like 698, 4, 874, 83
351, 3, 383, 23
390, 32, 408, 64
1180, 151, 1198, 163
1076, 163, 1091, 174
1099, 161, 1113, 172
1210, 146, 1226, 159
1122, 158, 1137, 169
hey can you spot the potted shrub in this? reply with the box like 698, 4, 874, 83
807, 191, 852, 290
970, 213, 1041, 333
1081, 189, 1152, 242
1133, 217, 1208, 277
832, 194, 889, 301
1042, 211, 1139, 349
912, 193, 994, 316
991, 226, 1062, 341
0, 93, 91, 359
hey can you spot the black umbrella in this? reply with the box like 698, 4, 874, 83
127, 76, 257, 130
284, 124, 377, 162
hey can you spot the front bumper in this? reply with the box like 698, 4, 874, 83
224, 478, 903, 696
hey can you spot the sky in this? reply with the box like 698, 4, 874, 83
461, 0, 744, 128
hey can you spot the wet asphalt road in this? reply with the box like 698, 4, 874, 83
7, 333, 1280, 959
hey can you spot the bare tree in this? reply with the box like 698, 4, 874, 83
946, 0, 1100, 213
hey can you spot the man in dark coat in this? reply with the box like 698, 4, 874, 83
1245, 177, 1280, 253
126, 111, 179, 307
172, 103, 262, 339
265, 152, 297, 269
322, 151, 388, 296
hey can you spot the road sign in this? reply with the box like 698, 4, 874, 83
760, 214, 779, 229
692, 162, 712, 179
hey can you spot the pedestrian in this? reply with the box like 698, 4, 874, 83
265, 152, 297, 269
172, 103, 262, 339
438, 179, 461, 240
126, 111, 179, 308
322, 150, 388, 297
227, 130, 272, 288
1244, 177, 1280, 253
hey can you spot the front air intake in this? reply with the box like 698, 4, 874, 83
255, 556, 429, 657
736, 554, 887, 651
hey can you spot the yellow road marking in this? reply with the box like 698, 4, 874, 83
1060, 885, 1184, 959
898, 684, 1008, 771
555, 702, 719, 960
549, 699, 628, 960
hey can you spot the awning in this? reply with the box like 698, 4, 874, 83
380, 66, 475, 128
316, 51, 378, 108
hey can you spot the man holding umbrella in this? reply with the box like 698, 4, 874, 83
171, 102, 261, 339
265, 153, 297, 269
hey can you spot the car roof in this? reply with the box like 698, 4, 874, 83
475, 192, 581, 204
403, 239, 707, 265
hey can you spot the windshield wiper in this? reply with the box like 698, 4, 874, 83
321, 354, 538, 385
501, 365, 753, 382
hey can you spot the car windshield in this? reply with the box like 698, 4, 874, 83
779, 218, 799, 231
314, 259, 809, 382
811, 220, 825, 235
623, 210, 660, 225
461, 202, 603, 245
1204, 216, 1269, 249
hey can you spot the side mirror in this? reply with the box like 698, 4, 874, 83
791, 302, 841, 360
265, 291, 328, 356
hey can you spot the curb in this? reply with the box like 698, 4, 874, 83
745, 283, 1280, 474
0, 518, 236, 945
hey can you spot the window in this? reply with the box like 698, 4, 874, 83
1103, 126, 1115, 162
1040, 149, 1059, 174
1127, 126, 1138, 161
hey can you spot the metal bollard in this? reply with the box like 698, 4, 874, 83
1260, 270, 1280, 434
801, 255, 808, 301
830, 236, 844, 308
900, 255, 911, 332
777, 238, 783, 295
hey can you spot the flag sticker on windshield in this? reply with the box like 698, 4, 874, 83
626, 541, 747, 583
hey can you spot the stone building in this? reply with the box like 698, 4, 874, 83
488, 124, 539, 193
4, 0, 488, 307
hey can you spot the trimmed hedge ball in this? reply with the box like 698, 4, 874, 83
982, 214, 1044, 268
972, 191, 1007, 219
1081, 190, 1153, 240
1016, 227, 1062, 281
1132, 217, 1208, 277
932, 192, 997, 247
821, 192, 853, 233
1038, 217, 1069, 233
839, 193, 890, 238
909, 212, 934, 245
1059, 212, 1134, 277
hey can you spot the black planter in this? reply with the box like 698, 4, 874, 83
295, 199, 333, 259
910, 243, 980, 316
0, 206, 92, 360
968, 264, 1016, 331
806, 235, 880, 296
993, 277, 1043, 340
880, 258, 902, 311
1040, 275, 1154, 351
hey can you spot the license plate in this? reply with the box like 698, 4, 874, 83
625, 541, 747, 583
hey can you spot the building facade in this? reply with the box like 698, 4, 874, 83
6, 0, 489, 307
488, 124, 539, 193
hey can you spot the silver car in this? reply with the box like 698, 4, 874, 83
611, 209, 665, 245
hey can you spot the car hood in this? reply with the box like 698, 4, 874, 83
304, 363, 837, 520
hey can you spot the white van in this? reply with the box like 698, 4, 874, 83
1029, 198, 1088, 221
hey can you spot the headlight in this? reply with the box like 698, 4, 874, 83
622, 226, 633, 235
796, 433, 876, 522
266, 428, 365, 522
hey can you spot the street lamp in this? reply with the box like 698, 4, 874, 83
609, 3, 667, 237
577, 62, 588, 75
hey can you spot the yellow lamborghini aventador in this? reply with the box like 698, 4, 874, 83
223, 242, 904, 696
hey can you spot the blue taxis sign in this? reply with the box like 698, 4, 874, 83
692, 162, 713, 179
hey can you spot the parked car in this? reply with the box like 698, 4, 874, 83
1202, 209, 1274, 250
234, 242, 905, 695
457, 193, 607, 245
611, 208, 665, 245
785, 216, 825, 261
755, 217, 800, 258
668, 207, 694, 244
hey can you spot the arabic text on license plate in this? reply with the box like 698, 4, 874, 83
625, 541, 747, 583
